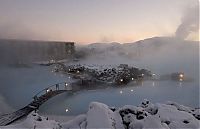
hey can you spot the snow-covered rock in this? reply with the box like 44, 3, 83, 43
1, 112, 61, 129
86, 102, 124, 129
116, 100, 199, 129
1, 100, 199, 129
62, 114, 87, 129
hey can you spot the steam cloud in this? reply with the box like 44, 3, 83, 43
175, 5, 199, 39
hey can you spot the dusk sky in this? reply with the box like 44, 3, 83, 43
0, 0, 198, 44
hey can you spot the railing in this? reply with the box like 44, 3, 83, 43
33, 82, 72, 100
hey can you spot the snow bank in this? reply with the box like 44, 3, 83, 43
86, 102, 124, 129
1, 100, 199, 129
1, 112, 61, 129
119, 100, 200, 129
62, 114, 87, 129
62, 100, 199, 129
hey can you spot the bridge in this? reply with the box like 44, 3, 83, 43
0, 82, 73, 126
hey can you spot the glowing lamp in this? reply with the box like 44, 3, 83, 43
179, 74, 184, 78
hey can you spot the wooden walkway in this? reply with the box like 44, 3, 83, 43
0, 82, 72, 126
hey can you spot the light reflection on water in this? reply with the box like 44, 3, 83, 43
0, 65, 199, 116
39, 80, 199, 116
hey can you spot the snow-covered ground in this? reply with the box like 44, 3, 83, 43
1, 100, 199, 129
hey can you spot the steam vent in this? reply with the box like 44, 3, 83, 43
0, 39, 75, 64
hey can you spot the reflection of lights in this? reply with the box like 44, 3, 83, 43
120, 90, 123, 94
141, 81, 143, 86
120, 79, 123, 82
179, 82, 182, 86
131, 89, 133, 92
65, 108, 69, 112
152, 82, 155, 86
179, 78, 183, 81
131, 78, 134, 81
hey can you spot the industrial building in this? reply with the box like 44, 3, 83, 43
0, 39, 75, 64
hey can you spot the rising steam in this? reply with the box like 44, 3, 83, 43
175, 5, 199, 39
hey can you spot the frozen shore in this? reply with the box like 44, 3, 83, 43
1, 100, 199, 129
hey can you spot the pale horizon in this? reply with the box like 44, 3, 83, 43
0, 0, 199, 44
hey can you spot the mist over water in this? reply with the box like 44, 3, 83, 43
75, 37, 199, 80
0, 2, 198, 115
0, 36, 198, 115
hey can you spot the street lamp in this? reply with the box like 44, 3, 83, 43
179, 74, 184, 78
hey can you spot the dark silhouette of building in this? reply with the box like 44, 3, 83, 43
0, 39, 75, 64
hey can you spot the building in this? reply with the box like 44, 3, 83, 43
0, 39, 75, 64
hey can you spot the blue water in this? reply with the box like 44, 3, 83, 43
39, 80, 199, 115
0, 65, 199, 116
0, 65, 70, 110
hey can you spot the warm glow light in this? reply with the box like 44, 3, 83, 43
179, 74, 184, 78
